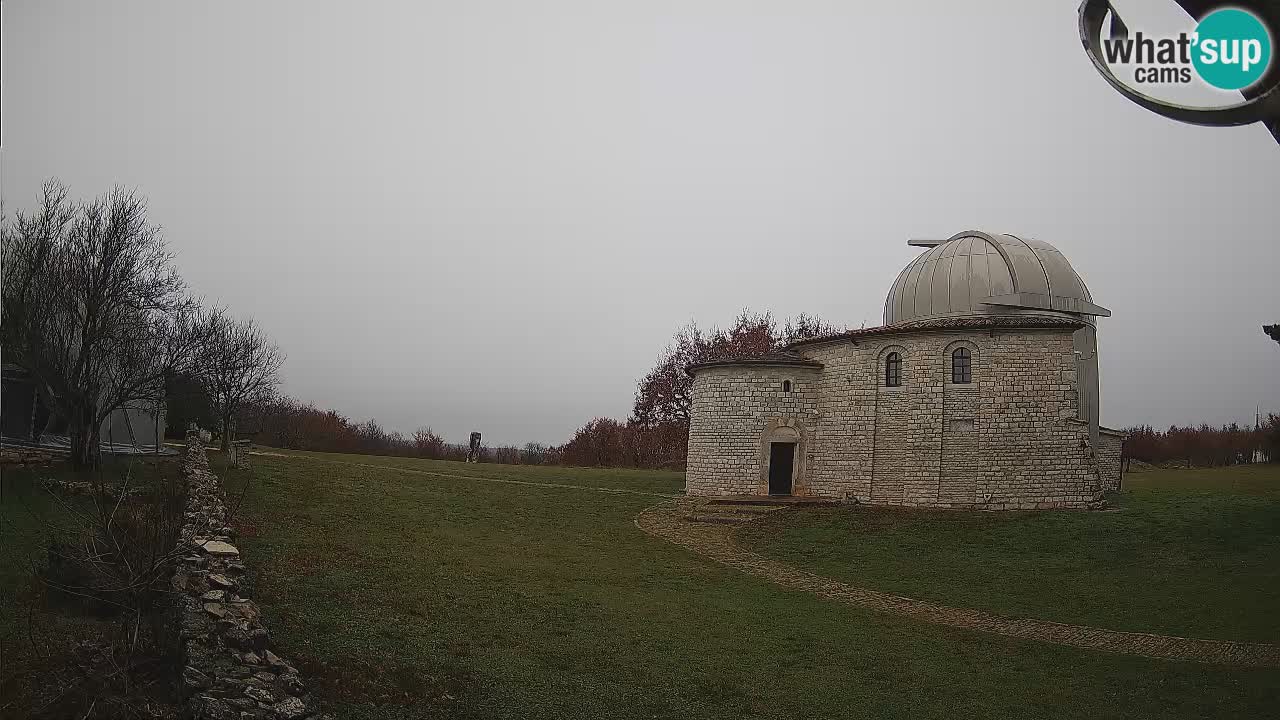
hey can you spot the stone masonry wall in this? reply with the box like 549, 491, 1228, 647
685, 366, 820, 496
686, 328, 1106, 509
172, 435, 327, 720
939, 382, 982, 506
1097, 429, 1125, 491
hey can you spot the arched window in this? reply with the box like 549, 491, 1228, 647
782, 380, 792, 393
952, 347, 972, 384
884, 352, 901, 387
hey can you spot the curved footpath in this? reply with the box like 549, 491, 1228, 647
635, 498, 1280, 668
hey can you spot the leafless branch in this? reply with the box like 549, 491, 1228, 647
196, 308, 285, 450
1, 180, 209, 469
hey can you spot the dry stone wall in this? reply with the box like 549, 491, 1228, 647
173, 435, 328, 720
687, 327, 1107, 509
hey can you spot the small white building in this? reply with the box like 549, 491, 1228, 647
1, 363, 168, 453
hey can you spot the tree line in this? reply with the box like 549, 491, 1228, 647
2, 181, 284, 468
226, 395, 553, 465
1120, 419, 1279, 469
195, 310, 838, 469
225, 395, 677, 468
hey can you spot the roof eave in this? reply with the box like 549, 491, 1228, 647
784, 315, 1087, 350
686, 358, 824, 376
982, 293, 1112, 318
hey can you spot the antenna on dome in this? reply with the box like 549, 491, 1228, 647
907, 238, 945, 247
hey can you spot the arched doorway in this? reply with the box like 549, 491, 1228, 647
762, 424, 802, 496
768, 442, 796, 495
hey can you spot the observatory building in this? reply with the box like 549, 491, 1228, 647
685, 231, 1124, 509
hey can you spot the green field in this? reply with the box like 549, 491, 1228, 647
4, 453, 1278, 719
214, 452, 1280, 720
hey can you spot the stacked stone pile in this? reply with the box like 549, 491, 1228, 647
173, 434, 328, 720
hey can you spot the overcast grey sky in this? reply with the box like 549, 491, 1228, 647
3, 0, 1277, 446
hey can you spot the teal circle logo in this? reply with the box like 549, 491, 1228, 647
1192, 8, 1272, 90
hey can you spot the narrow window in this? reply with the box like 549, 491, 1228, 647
885, 352, 901, 387
782, 380, 792, 393
952, 347, 972, 384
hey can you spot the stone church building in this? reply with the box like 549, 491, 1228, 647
685, 231, 1125, 509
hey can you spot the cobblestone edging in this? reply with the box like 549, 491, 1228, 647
172, 435, 329, 720
636, 499, 1280, 668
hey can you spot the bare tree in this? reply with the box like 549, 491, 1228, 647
631, 310, 841, 428
413, 426, 447, 458
1, 181, 206, 468
781, 312, 843, 345
198, 309, 284, 451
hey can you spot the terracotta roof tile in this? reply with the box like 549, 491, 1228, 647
686, 351, 823, 375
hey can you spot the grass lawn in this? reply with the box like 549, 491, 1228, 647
222, 450, 1280, 720
739, 464, 1280, 644
268, 448, 686, 495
